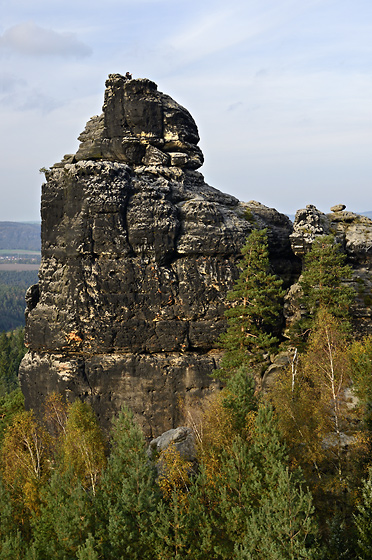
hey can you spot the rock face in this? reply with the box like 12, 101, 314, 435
19, 74, 372, 436
19, 75, 293, 436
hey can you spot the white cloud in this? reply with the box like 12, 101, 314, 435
0, 21, 92, 57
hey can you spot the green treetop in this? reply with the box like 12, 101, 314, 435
299, 234, 354, 327
216, 229, 285, 381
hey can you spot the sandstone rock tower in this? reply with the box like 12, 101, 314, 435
20, 74, 372, 435
20, 75, 293, 435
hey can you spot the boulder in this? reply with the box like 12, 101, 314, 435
147, 426, 196, 462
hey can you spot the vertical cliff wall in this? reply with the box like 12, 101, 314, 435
19, 75, 294, 436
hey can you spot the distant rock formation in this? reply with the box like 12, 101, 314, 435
290, 203, 372, 261
19, 75, 294, 436
287, 203, 372, 335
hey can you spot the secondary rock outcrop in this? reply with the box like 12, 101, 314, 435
286, 204, 372, 335
19, 75, 293, 436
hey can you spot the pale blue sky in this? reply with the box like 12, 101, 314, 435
0, 0, 371, 221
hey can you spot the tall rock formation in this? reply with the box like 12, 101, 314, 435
19, 75, 293, 436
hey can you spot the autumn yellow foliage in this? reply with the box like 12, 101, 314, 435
0, 410, 50, 517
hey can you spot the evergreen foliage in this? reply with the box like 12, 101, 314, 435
222, 367, 257, 433
300, 235, 353, 315
235, 463, 318, 559
0, 328, 26, 395
0, 389, 24, 446
0, 327, 26, 448
76, 534, 99, 560
29, 469, 95, 560
0, 271, 38, 332
216, 229, 284, 380
0, 376, 323, 559
0, 477, 17, 551
326, 513, 355, 560
96, 407, 160, 559
355, 469, 372, 559
293, 235, 354, 341
150, 403, 319, 559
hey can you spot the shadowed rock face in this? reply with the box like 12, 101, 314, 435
19, 75, 293, 436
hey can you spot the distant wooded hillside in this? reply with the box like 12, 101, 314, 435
0, 270, 38, 331
0, 222, 41, 251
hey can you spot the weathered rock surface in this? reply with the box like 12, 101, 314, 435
147, 426, 195, 462
19, 75, 294, 436
289, 204, 331, 255
60, 75, 204, 171
19, 75, 372, 435
287, 204, 372, 335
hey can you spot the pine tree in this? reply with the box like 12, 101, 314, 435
77, 533, 99, 560
222, 367, 257, 433
0, 389, 24, 447
235, 466, 318, 559
233, 406, 319, 559
0, 328, 26, 396
96, 406, 160, 560
29, 468, 95, 560
0, 531, 27, 560
354, 468, 372, 559
150, 371, 258, 560
294, 235, 354, 341
161, 397, 319, 560
216, 229, 284, 380
0, 477, 27, 558
151, 492, 193, 560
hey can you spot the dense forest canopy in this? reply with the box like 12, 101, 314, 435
0, 271, 39, 332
